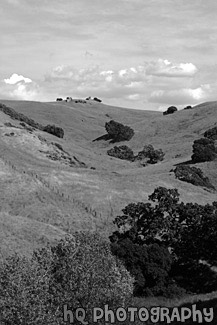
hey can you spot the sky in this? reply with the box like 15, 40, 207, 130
1, 0, 217, 110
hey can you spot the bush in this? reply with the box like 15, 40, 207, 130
56, 98, 63, 101
43, 124, 64, 138
135, 144, 165, 164
204, 126, 217, 140
183, 105, 193, 110
93, 97, 102, 102
173, 165, 215, 189
107, 145, 134, 161
163, 106, 178, 115
0, 103, 64, 139
0, 232, 134, 324
105, 120, 134, 142
191, 138, 216, 163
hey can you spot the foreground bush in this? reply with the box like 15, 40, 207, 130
173, 165, 215, 189
107, 145, 134, 161
191, 138, 216, 163
105, 120, 134, 142
135, 144, 165, 164
0, 232, 134, 324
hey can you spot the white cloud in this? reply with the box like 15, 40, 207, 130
149, 85, 209, 105
146, 59, 198, 78
127, 94, 140, 100
1, 73, 40, 100
4, 73, 32, 85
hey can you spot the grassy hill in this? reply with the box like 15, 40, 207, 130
0, 99, 217, 258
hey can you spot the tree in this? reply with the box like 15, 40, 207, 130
110, 187, 217, 296
204, 126, 217, 140
191, 138, 216, 163
43, 124, 64, 138
105, 120, 134, 142
135, 144, 165, 164
93, 97, 102, 102
183, 105, 192, 110
163, 106, 178, 115
173, 165, 215, 190
107, 145, 134, 161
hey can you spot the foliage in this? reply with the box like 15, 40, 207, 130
204, 126, 217, 140
110, 239, 178, 297
0, 103, 64, 139
43, 124, 64, 138
93, 97, 102, 102
105, 120, 134, 142
110, 187, 217, 296
191, 138, 216, 163
56, 98, 63, 101
183, 105, 193, 110
163, 106, 178, 115
173, 165, 215, 189
107, 145, 134, 161
0, 232, 134, 324
135, 144, 165, 164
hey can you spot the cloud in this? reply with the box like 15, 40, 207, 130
44, 64, 149, 101
4, 73, 32, 85
149, 85, 210, 105
146, 59, 198, 78
1, 73, 39, 100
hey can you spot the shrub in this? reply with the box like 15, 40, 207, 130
93, 97, 102, 102
173, 165, 215, 189
107, 145, 134, 161
105, 120, 134, 142
163, 106, 178, 115
135, 144, 165, 164
43, 124, 64, 138
183, 105, 192, 110
56, 98, 63, 101
0, 232, 134, 324
204, 126, 217, 140
0, 103, 64, 138
53, 142, 64, 151
191, 138, 216, 163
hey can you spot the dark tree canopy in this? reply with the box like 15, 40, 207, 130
163, 106, 178, 115
204, 126, 217, 140
110, 186, 217, 296
191, 138, 216, 163
173, 165, 215, 190
107, 145, 134, 161
43, 124, 64, 138
135, 144, 165, 164
105, 120, 134, 142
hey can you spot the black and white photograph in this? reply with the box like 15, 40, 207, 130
0, 0, 217, 324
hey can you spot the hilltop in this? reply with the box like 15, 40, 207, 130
0, 98, 217, 257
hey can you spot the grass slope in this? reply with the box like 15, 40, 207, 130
0, 99, 217, 259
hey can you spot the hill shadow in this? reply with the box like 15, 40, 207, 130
174, 160, 193, 167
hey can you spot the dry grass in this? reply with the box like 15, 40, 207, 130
0, 99, 217, 258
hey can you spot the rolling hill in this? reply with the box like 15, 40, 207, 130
0, 98, 217, 258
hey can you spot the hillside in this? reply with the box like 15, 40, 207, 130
0, 99, 217, 257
